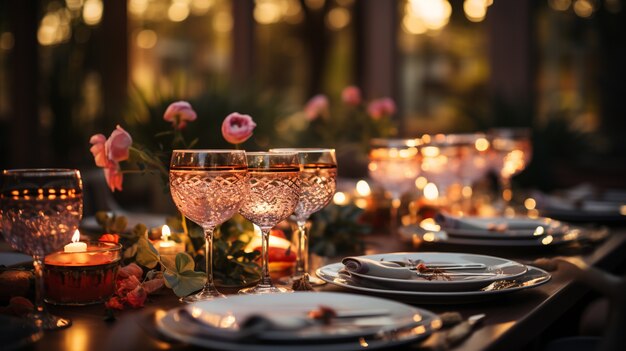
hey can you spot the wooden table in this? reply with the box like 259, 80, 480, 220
11, 229, 626, 351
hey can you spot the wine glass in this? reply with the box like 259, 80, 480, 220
0, 169, 83, 330
368, 138, 420, 234
169, 150, 248, 302
269, 148, 337, 286
488, 128, 533, 216
420, 134, 491, 214
238, 152, 301, 294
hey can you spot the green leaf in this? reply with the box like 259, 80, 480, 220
131, 223, 148, 240
175, 251, 197, 273
163, 253, 206, 297
112, 216, 128, 233
136, 236, 160, 268
123, 243, 138, 260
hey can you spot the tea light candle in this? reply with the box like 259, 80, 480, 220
64, 230, 87, 253
44, 241, 122, 305
154, 225, 184, 256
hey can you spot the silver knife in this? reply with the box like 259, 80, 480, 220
445, 313, 486, 346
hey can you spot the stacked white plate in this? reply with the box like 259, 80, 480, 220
399, 215, 608, 248
156, 292, 440, 350
317, 252, 551, 304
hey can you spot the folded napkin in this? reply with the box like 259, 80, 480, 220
178, 308, 314, 341
436, 213, 550, 232
342, 257, 413, 279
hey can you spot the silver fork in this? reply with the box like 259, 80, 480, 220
389, 259, 487, 271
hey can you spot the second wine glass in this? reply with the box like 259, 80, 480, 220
169, 150, 248, 302
270, 148, 337, 286
238, 152, 301, 294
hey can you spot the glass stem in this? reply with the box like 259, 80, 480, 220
203, 227, 216, 290
294, 220, 309, 278
32, 258, 46, 323
259, 227, 274, 287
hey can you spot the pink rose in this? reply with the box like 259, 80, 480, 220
89, 134, 108, 168
89, 125, 133, 192
341, 86, 362, 107
221, 112, 257, 145
163, 101, 197, 130
103, 164, 123, 192
126, 285, 147, 308
367, 97, 396, 120
304, 94, 329, 121
116, 275, 141, 295
106, 125, 132, 162
118, 263, 143, 280
105, 296, 125, 310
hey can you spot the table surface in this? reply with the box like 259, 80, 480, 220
8, 228, 626, 351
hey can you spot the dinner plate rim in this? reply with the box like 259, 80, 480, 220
398, 225, 580, 247
156, 291, 439, 350
339, 252, 528, 291
316, 263, 550, 298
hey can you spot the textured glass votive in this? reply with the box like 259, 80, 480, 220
44, 242, 122, 305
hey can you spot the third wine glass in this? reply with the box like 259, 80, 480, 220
270, 148, 337, 286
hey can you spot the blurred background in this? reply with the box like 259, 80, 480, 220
1, 0, 625, 194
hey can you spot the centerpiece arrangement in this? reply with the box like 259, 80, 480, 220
86, 97, 372, 310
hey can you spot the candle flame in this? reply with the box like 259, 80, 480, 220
71, 229, 80, 243
161, 225, 171, 241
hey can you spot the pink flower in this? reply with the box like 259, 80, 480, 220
304, 94, 329, 121
341, 86, 362, 107
118, 263, 143, 280
221, 112, 257, 145
367, 97, 396, 120
105, 296, 125, 310
89, 134, 108, 168
103, 165, 123, 192
106, 125, 132, 162
89, 125, 132, 192
163, 101, 197, 130
116, 275, 141, 295
126, 285, 147, 308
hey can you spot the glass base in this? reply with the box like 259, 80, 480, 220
279, 274, 326, 287
31, 312, 72, 330
238, 284, 293, 295
180, 287, 226, 303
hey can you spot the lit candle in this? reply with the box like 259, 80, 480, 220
44, 240, 122, 305
155, 225, 184, 256
64, 229, 87, 253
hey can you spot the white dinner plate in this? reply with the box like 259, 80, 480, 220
439, 216, 567, 240
399, 225, 608, 248
316, 265, 551, 304
340, 252, 527, 292
156, 292, 439, 351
